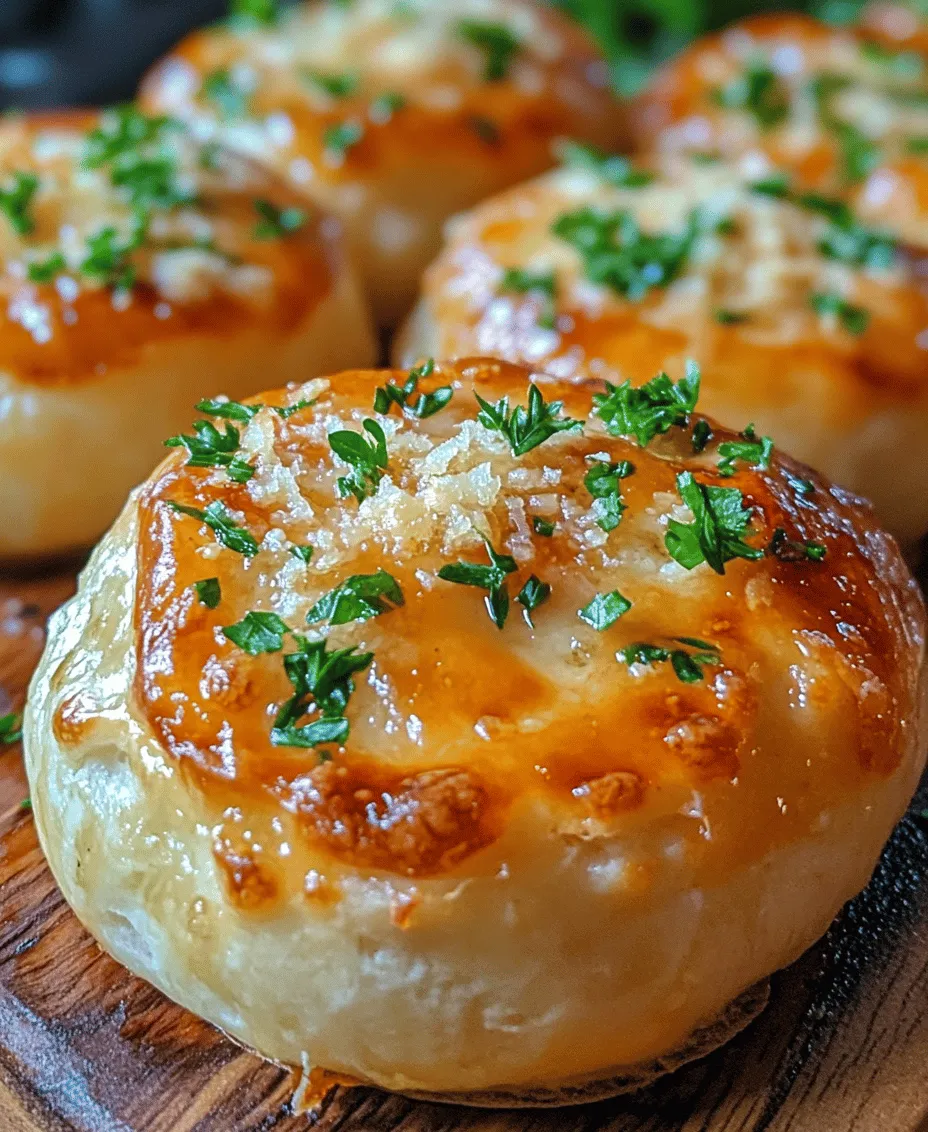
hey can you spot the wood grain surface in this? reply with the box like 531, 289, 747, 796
0, 569, 927, 1132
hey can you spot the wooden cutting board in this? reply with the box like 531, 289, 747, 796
1, 570, 927, 1132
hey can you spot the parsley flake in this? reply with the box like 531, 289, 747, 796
579, 590, 632, 631
369, 92, 406, 120
592, 361, 700, 447
665, 471, 762, 574
691, 419, 714, 453
584, 458, 634, 532
749, 172, 792, 198
203, 68, 251, 118
531, 515, 555, 536
193, 578, 222, 608
80, 216, 147, 290
323, 120, 364, 159
223, 610, 290, 655
373, 359, 453, 418
195, 397, 261, 423
768, 528, 827, 562
476, 382, 581, 457
438, 539, 517, 629
290, 545, 314, 563
809, 291, 869, 334
165, 418, 255, 483
307, 570, 404, 625
499, 267, 558, 329
254, 199, 307, 239
717, 424, 773, 477
0, 713, 23, 746
457, 19, 521, 81
798, 193, 896, 269
620, 637, 721, 683
713, 64, 789, 129
167, 500, 259, 556
27, 251, 66, 283
304, 69, 359, 98
276, 398, 316, 420
0, 172, 38, 236
230, 0, 279, 27
516, 575, 551, 627
271, 636, 373, 750
560, 141, 654, 187
552, 206, 703, 301
328, 419, 389, 502
715, 308, 749, 325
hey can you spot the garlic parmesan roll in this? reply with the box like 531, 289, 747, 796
0, 109, 374, 559
25, 357, 927, 1104
139, 0, 622, 326
631, 13, 928, 249
397, 156, 928, 544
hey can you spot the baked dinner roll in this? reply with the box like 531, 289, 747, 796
397, 154, 928, 545
0, 108, 374, 560
139, 0, 622, 326
25, 356, 927, 1103
630, 13, 928, 248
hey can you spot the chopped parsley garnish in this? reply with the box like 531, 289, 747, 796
223, 610, 290, 655
768, 527, 827, 562
307, 570, 404, 625
476, 382, 582, 457
27, 251, 66, 284
531, 515, 555, 536
560, 141, 654, 187
715, 308, 749, 325
907, 136, 928, 154
167, 500, 259, 556
665, 471, 762, 574
438, 539, 517, 629
83, 107, 172, 168
0, 172, 38, 236
713, 64, 789, 130
195, 397, 261, 423
276, 398, 315, 420
193, 578, 222, 608
203, 69, 251, 118
578, 590, 632, 631
373, 358, 453, 418
691, 419, 713, 453
84, 108, 191, 214
592, 362, 700, 447
798, 193, 896, 269
584, 458, 634, 532
457, 19, 521, 81
271, 636, 373, 751
370, 92, 406, 120
323, 120, 364, 159
717, 424, 773, 477
786, 471, 815, 497
620, 637, 721, 683
230, 0, 278, 26
254, 199, 307, 239
516, 575, 551, 627
834, 122, 881, 184
328, 419, 389, 502
165, 418, 254, 483
80, 222, 145, 290
809, 291, 869, 335
304, 70, 359, 98
749, 172, 792, 197
290, 545, 314, 563
499, 267, 558, 329
552, 206, 702, 301
861, 39, 923, 79
0, 713, 23, 746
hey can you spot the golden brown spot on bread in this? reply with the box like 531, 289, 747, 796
213, 831, 280, 910
572, 771, 644, 818
53, 693, 98, 746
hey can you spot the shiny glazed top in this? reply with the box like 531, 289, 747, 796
632, 13, 928, 247
110, 358, 925, 908
0, 109, 335, 385
139, 0, 619, 190
412, 159, 928, 411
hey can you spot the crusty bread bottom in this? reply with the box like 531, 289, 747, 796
390, 979, 770, 1108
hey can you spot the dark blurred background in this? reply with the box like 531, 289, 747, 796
0, 0, 886, 112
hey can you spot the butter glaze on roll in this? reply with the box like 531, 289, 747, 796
139, 0, 623, 326
0, 108, 374, 559
630, 13, 928, 249
25, 357, 927, 1103
397, 156, 928, 544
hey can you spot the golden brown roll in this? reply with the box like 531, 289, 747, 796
0, 108, 374, 559
139, 0, 623, 326
630, 12, 928, 249
397, 154, 928, 544
24, 356, 927, 1103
